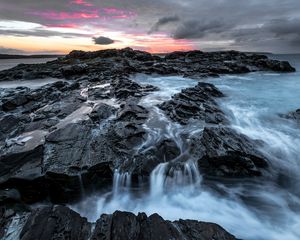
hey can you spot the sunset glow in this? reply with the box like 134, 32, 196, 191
0, 0, 196, 54
1, 0, 298, 54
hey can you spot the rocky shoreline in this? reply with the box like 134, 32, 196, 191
0, 48, 296, 239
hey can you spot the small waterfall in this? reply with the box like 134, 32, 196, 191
150, 161, 201, 197
112, 169, 131, 196
150, 163, 168, 197
78, 174, 85, 198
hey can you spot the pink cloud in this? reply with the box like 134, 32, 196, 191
103, 7, 136, 19
45, 23, 80, 28
71, 0, 93, 7
30, 10, 100, 20
29, 7, 136, 21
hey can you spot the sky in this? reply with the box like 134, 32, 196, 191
0, 0, 299, 54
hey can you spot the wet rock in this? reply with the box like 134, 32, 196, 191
159, 82, 227, 125
20, 206, 91, 240
91, 101, 150, 174
88, 86, 111, 100
60, 64, 88, 78
133, 138, 181, 176
0, 114, 21, 137
254, 58, 296, 72
107, 116, 147, 153
117, 101, 148, 123
0, 208, 11, 238
191, 127, 268, 178
0, 130, 46, 183
0, 130, 47, 203
1, 88, 30, 111
175, 219, 237, 240
89, 103, 117, 123
111, 102, 148, 152
92, 210, 237, 240
1, 207, 237, 240
43, 119, 114, 202
111, 78, 158, 100
282, 109, 300, 124
45, 121, 92, 172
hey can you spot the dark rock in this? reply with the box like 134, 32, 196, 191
117, 101, 148, 123
0, 48, 295, 83
89, 103, 117, 123
282, 109, 300, 124
0, 114, 21, 135
1, 88, 30, 111
175, 219, 237, 240
92, 210, 237, 240
0, 130, 45, 183
159, 82, 227, 125
20, 206, 91, 240
254, 58, 296, 72
191, 127, 268, 178
43, 119, 114, 202
60, 64, 88, 78
133, 138, 181, 176
1, 207, 237, 240
111, 78, 158, 100
0, 207, 13, 239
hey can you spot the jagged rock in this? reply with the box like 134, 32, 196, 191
20, 206, 91, 240
60, 63, 88, 78
0, 130, 46, 183
111, 78, 158, 100
254, 58, 295, 72
1, 207, 237, 240
132, 138, 181, 176
159, 82, 227, 125
0, 48, 294, 82
174, 219, 236, 240
281, 109, 300, 124
191, 127, 268, 178
89, 103, 117, 123
92, 210, 237, 240
1, 87, 30, 111
107, 103, 148, 152
0, 101, 150, 204
0, 114, 21, 138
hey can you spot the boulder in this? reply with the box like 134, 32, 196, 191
159, 82, 227, 125
132, 138, 181, 176
20, 206, 91, 240
111, 78, 158, 100
191, 127, 268, 178
60, 64, 88, 78
89, 103, 117, 123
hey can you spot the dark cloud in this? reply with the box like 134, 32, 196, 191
0, 29, 91, 38
265, 18, 300, 46
93, 36, 114, 45
0, 46, 26, 54
0, 0, 300, 52
172, 20, 231, 39
149, 15, 179, 34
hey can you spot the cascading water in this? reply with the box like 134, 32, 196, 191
112, 170, 131, 196
150, 161, 201, 197
72, 56, 300, 240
